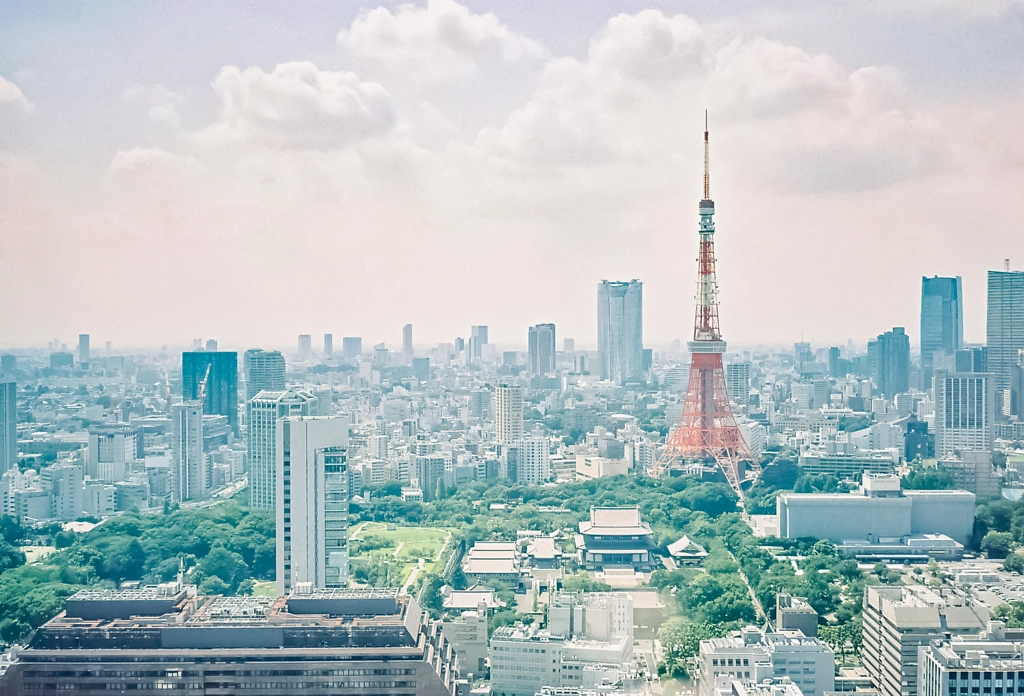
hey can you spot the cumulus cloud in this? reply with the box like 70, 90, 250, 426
473, 9, 952, 194
338, 0, 545, 83
122, 84, 184, 128
194, 62, 395, 149
0, 75, 31, 110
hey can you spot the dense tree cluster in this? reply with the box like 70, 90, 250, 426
0, 501, 273, 646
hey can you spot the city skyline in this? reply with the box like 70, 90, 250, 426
2, 3, 1023, 347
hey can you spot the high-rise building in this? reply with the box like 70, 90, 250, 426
87, 425, 138, 483
517, 436, 550, 484
170, 402, 209, 503
470, 325, 488, 362
323, 333, 333, 359
726, 361, 751, 407
987, 267, 1024, 392
934, 369, 995, 456
342, 336, 362, 359
1010, 350, 1024, 421
528, 323, 556, 376
563, 338, 575, 354
416, 454, 447, 501
597, 280, 643, 384
0, 380, 15, 474
297, 334, 312, 360
954, 347, 988, 373
276, 416, 349, 595
243, 349, 285, 401
494, 384, 524, 445
181, 351, 239, 435
247, 388, 320, 510
869, 327, 910, 397
920, 276, 963, 389
205, 339, 218, 352
77, 334, 90, 364
403, 324, 413, 364
412, 356, 430, 383
0, 354, 15, 376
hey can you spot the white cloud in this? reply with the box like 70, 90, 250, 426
122, 84, 184, 128
0, 75, 31, 110
195, 62, 395, 149
338, 0, 545, 83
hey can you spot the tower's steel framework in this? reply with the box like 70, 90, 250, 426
651, 118, 757, 493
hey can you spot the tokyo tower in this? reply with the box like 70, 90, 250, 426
651, 115, 757, 493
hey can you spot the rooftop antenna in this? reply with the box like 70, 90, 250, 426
1006, 259, 1011, 271
703, 110, 710, 201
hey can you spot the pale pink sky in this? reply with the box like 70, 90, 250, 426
1, 2, 1022, 351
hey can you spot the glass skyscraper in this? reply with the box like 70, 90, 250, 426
987, 269, 1024, 392
920, 276, 963, 388
243, 348, 285, 401
597, 279, 643, 384
869, 327, 910, 397
181, 351, 239, 434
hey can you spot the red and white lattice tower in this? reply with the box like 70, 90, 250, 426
651, 116, 756, 493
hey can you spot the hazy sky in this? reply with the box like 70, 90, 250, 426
1, 1, 1023, 351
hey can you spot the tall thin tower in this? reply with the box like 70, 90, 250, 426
653, 115, 755, 492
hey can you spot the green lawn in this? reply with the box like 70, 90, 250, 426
348, 524, 450, 587
252, 580, 276, 597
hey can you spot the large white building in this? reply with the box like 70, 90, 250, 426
697, 626, 834, 696
777, 474, 975, 549
490, 592, 634, 696
276, 416, 349, 595
248, 388, 320, 510
170, 402, 209, 503
934, 370, 995, 457
495, 384, 524, 445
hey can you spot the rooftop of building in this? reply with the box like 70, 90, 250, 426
579, 507, 652, 536
33, 587, 422, 653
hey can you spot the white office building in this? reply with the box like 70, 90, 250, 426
41, 463, 84, 521
517, 436, 550, 484
276, 416, 349, 595
727, 362, 751, 407
171, 402, 209, 503
919, 630, 1024, 696
698, 626, 834, 696
495, 384, 524, 445
863, 585, 989, 696
88, 426, 138, 483
490, 592, 635, 696
935, 370, 995, 457
248, 388, 320, 510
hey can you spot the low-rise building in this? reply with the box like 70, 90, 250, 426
697, 626, 834, 696
490, 592, 635, 696
776, 594, 818, 638
919, 629, 1024, 696
777, 474, 975, 554
0, 586, 460, 696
